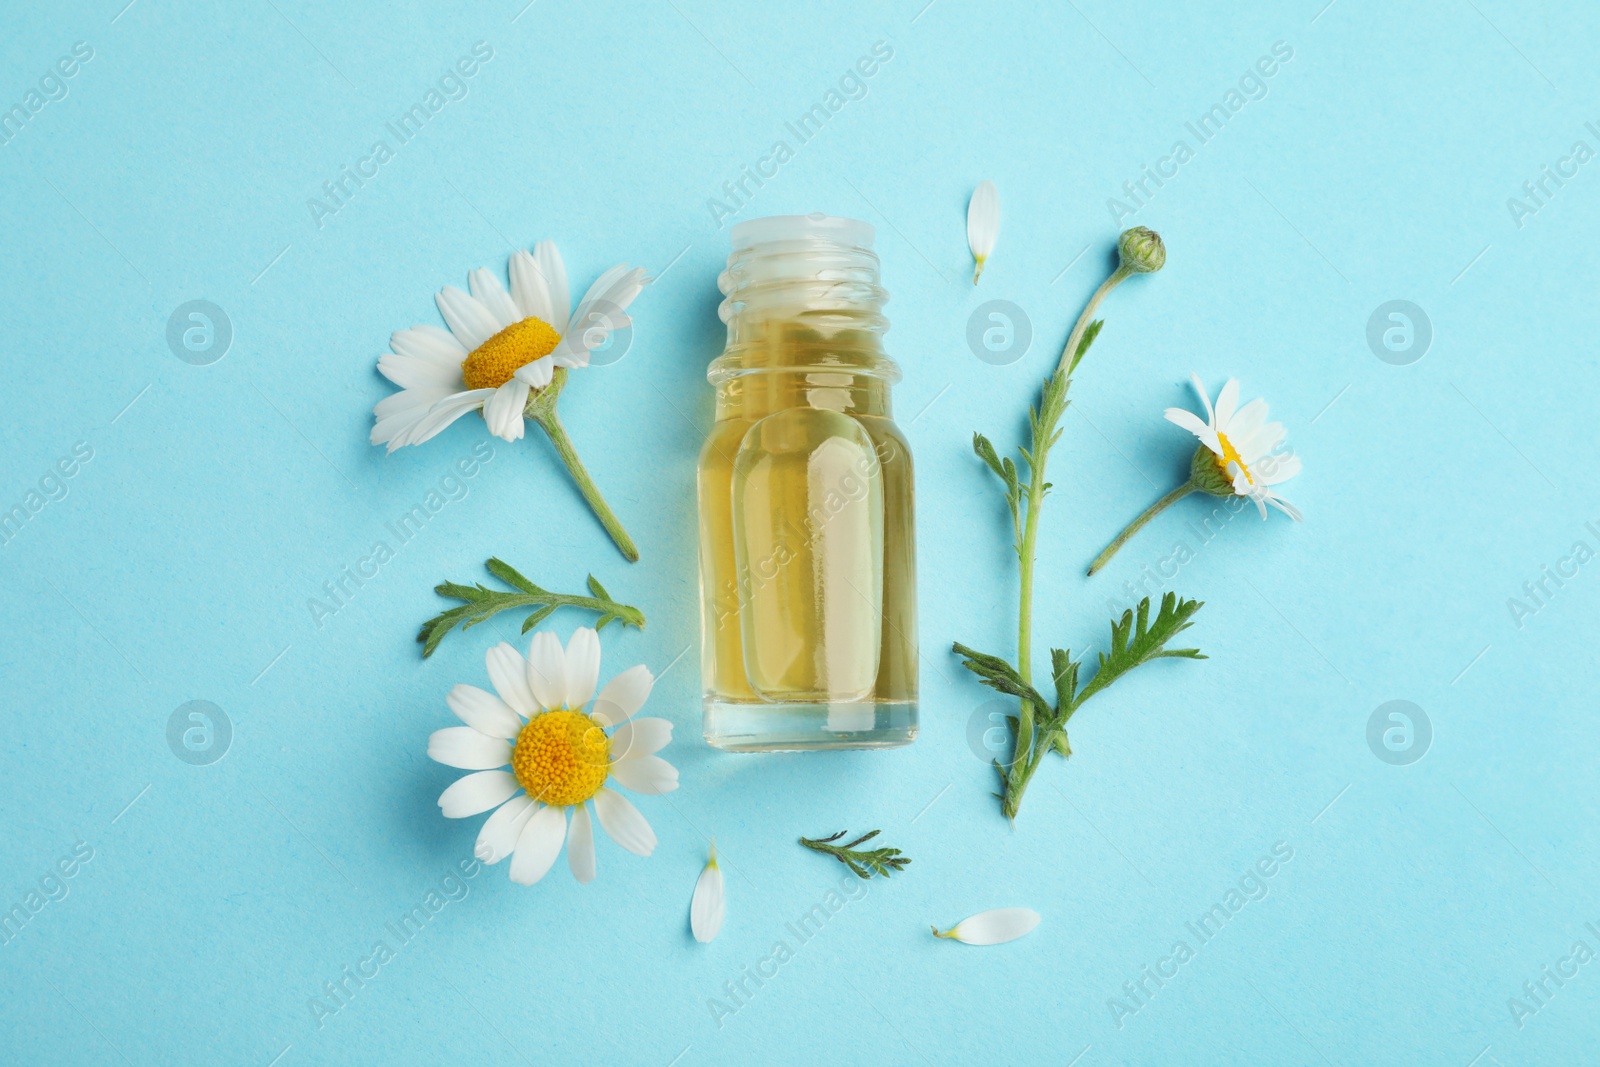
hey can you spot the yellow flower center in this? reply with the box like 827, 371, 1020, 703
460, 317, 561, 390
511, 709, 610, 807
1215, 431, 1253, 486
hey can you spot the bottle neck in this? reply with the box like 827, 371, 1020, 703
711, 214, 896, 420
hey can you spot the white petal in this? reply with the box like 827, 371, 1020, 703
690, 842, 725, 943
482, 380, 530, 442
509, 248, 556, 324
485, 643, 535, 717
1213, 378, 1241, 429
468, 267, 522, 328
1162, 407, 1214, 444
372, 388, 452, 450
1264, 491, 1304, 521
556, 266, 649, 364
509, 804, 567, 885
1254, 452, 1302, 487
427, 727, 512, 770
475, 795, 535, 864
592, 664, 653, 727
1189, 373, 1216, 426
608, 754, 678, 795
593, 787, 656, 856
935, 908, 1040, 945
398, 389, 495, 450
1225, 398, 1269, 443
446, 685, 522, 739
564, 628, 601, 709
967, 179, 999, 282
436, 286, 501, 350
526, 631, 566, 711
609, 717, 673, 760
391, 324, 467, 365
513, 355, 554, 388
1235, 421, 1287, 462
567, 803, 596, 884
377, 352, 459, 390
536, 240, 571, 326
438, 770, 520, 819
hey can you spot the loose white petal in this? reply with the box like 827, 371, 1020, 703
592, 664, 654, 727
509, 804, 567, 885
594, 787, 656, 856
967, 180, 999, 283
933, 908, 1040, 945
485, 643, 535, 717
525, 631, 567, 711
690, 840, 725, 943
475, 795, 535, 864
446, 685, 522, 739
427, 727, 512, 770
568, 803, 596, 884
609, 717, 673, 760
608, 754, 679, 795
564, 628, 601, 709
438, 770, 520, 819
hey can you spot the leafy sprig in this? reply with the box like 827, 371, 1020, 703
954, 592, 1204, 815
799, 830, 911, 880
954, 228, 1204, 820
417, 557, 644, 657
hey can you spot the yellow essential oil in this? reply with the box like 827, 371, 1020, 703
698, 214, 917, 750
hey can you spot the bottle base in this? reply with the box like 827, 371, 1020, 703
702, 698, 917, 752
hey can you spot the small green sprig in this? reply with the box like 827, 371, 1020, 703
799, 830, 911, 880
418, 557, 644, 657
955, 592, 1204, 815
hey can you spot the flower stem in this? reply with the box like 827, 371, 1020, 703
526, 371, 639, 562
1087, 481, 1196, 577
1001, 265, 1134, 822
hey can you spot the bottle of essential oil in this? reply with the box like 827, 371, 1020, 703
698, 213, 917, 750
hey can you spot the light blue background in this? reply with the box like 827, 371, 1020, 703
2, 0, 1595, 1063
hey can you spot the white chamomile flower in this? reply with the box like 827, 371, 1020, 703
1164, 373, 1302, 520
372, 241, 648, 451
932, 908, 1040, 945
370, 241, 650, 562
690, 839, 725, 943
1088, 374, 1303, 575
428, 627, 677, 886
967, 180, 999, 283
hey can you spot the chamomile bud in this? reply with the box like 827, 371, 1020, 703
1117, 226, 1166, 274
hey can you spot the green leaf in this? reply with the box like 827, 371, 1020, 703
485, 557, 543, 595
951, 642, 1054, 714
1049, 647, 1079, 711
417, 559, 645, 657
1070, 592, 1205, 711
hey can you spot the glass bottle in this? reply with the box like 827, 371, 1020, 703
698, 213, 917, 751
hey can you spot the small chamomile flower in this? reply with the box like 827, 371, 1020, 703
429, 627, 676, 885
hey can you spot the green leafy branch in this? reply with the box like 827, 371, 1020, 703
799, 830, 911, 880
955, 592, 1204, 816
417, 557, 644, 658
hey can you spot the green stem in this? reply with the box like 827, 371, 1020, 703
526, 371, 639, 563
1002, 265, 1134, 822
1087, 481, 1196, 577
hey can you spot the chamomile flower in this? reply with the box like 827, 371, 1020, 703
371, 241, 649, 561
429, 627, 677, 885
1164, 374, 1302, 520
1088, 374, 1301, 575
